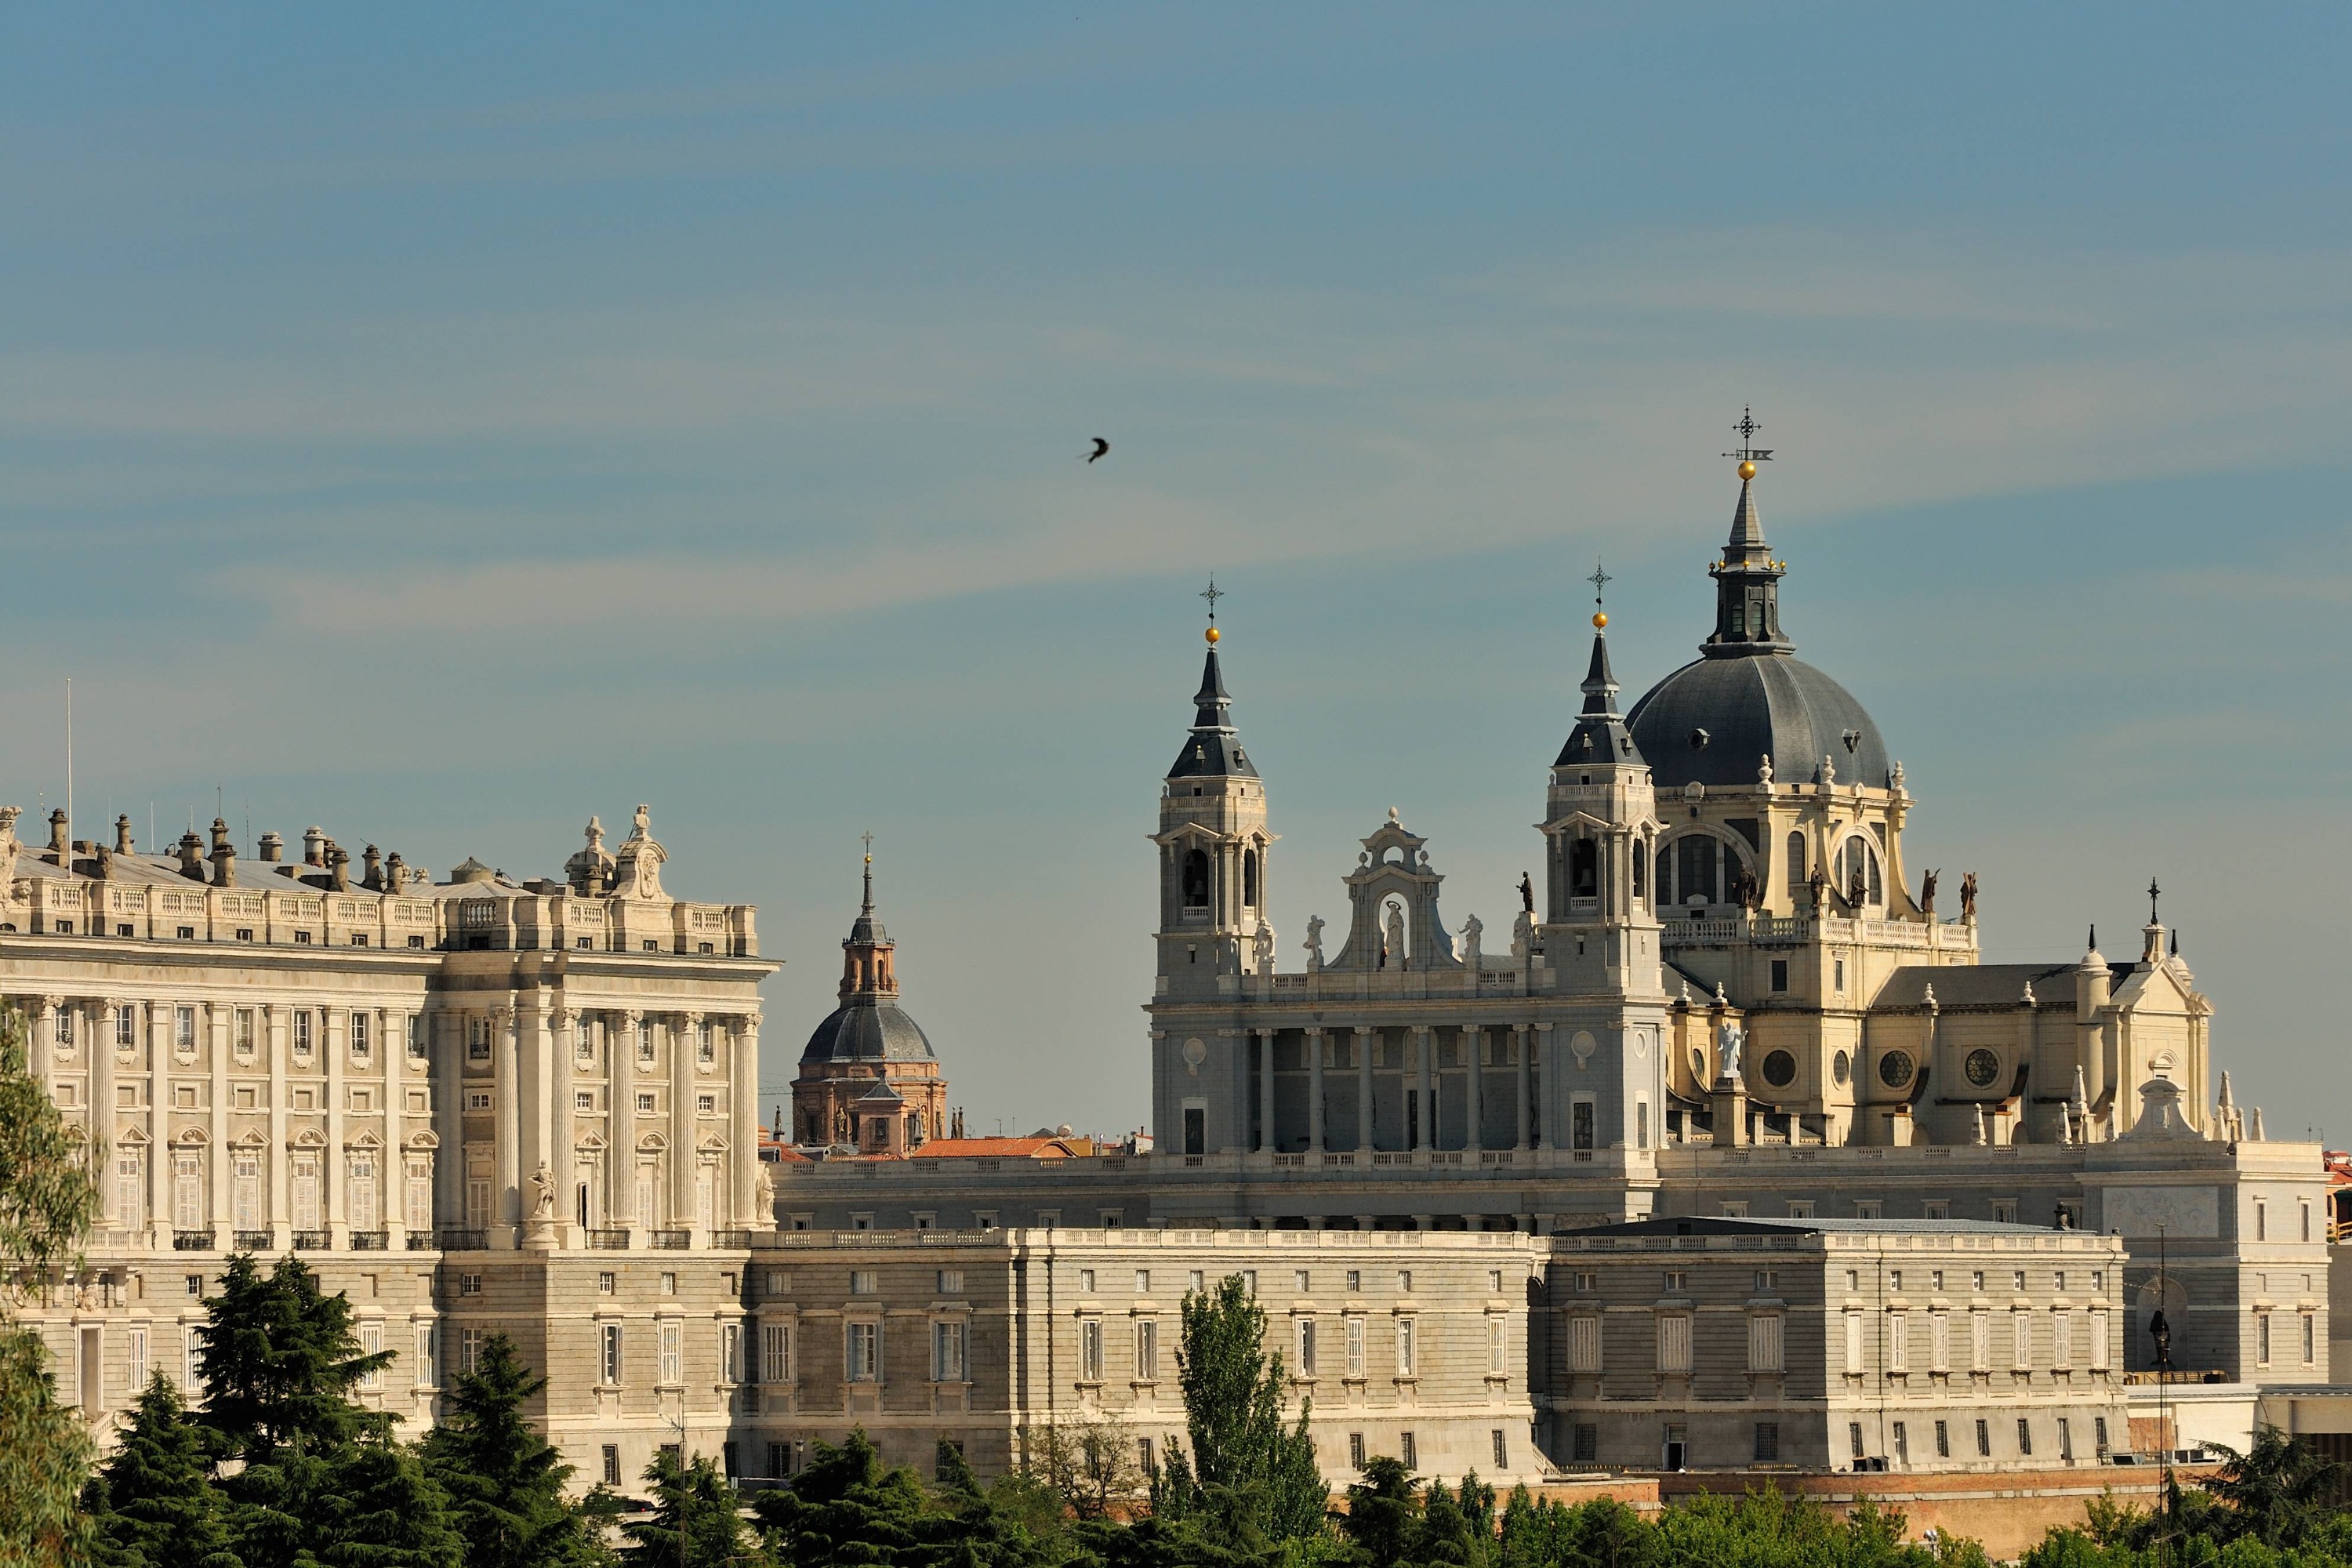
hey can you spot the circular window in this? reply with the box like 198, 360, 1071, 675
1761, 1050, 1798, 1088
1691, 1048, 1707, 1083
1832, 1050, 1850, 1087
1964, 1048, 2002, 1088
1878, 1051, 1915, 1089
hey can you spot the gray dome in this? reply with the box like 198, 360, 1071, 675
1626, 654, 1888, 792
799, 996, 935, 1065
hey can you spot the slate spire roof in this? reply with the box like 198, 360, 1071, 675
1553, 625, 1645, 769
1166, 644, 1258, 780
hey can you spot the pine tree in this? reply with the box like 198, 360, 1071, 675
420, 1332, 601, 1568
82, 1371, 236, 1568
195, 1253, 395, 1464
316, 1437, 464, 1568
0, 1005, 101, 1568
620, 1450, 759, 1568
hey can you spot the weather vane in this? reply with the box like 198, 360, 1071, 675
1722, 405, 1774, 467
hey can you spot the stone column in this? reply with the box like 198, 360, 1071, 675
733, 1015, 766, 1228
31, 996, 57, 1099
1221, 1029, 1247, 1152
1532, 1023, 1552, 1150
431, 1012, 462, 1236
550, 1007, 575, 1240
493, 1004, 521, 1237
1464, 1025, 1483, 1155
671, 1014, 698, 1232
1356, 1028, 1375, 1153
1258, 1029, 1277, 1154
210, 1004, 231, 1230
517, 999, 549, 1232
615, 1012, 640, 1229
147, 1002, 171, 1237
1306, 1028, 1326, 1155
1514, 1025, 1531, 1151
1414, 1025, 1433, 1151
271, 1006, 293, 1245
324, 1006, 346, 1240
93, 1002, 118, 1229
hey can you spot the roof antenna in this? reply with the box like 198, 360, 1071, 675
64, 678, 72, 865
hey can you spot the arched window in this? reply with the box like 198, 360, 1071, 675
1632, 840, 1647, 903
1838, 837, 1882, 908
1570, 839, 1599, 900
1786, 831, 1806, 895
1675, 837, 1719, 906
1181, 849, 1210, 909
1243, 848, 1259, 908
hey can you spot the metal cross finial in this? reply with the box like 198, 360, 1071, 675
2148, 877, 2161, 924
862, 831, 873, 855
1722, 404, 1774, 465
1200, 577, 1223, 622
1588, 560, 1611, 608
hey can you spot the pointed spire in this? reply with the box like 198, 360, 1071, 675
1728, 474, 1767, 558
1168, 588, 1258, 781
1554, 568, 1645, 768
1701, 408, 1793, 659
846, 838, 890, 951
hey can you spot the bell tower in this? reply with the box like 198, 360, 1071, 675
1541, 579, 1664, 995
1152, 584, 1274, 1000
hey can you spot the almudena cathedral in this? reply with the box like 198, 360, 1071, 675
10, 443, 2347, 1505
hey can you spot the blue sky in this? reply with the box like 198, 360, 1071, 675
2, 5, 2346, 1138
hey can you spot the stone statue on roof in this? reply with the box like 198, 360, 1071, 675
1458, 913, 1482, 967
1303, 915, 1324, 972
1385, 901, 1407, 971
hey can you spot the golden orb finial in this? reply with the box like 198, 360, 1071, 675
1205, 625, 1220, 644
1738, 459, 1756, 481
1592, 612, 1608, 630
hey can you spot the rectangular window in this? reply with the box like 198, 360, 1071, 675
1931, 1312, 1950, 1372
1079, 1269, 1096, 1294
177, 1006, 198, 1051
851, 1270, 879, 1295
415, 1325, 438, 1387
1573, 1425, 1597, 1464
408, 1015, 425, 1059
232, 1009, 254, 1054
658, 1322, 682, 1385
1845, 1312, 1864, 1374
2059, 1417, 2074, 1462
1488, 1316, 1506, 1374
2016, 1417, 2033, 1457
1294, 1269, 1310, 1293
924, 1319, 963, 1381
763, 1323, 789, 1383
350, 1012, 370, 1060
1769, 960, 1789, 993
2095, 1417, 2111, 1457
1976, 1418, 1991, 1457
172, 1152, 201, 1231
1748, 1314, 1784, 1373
1754, 1421, 1779, 1462
354, 1323, 380, 1388
1138, 1437, 1154, 1475
2304, 1313, 2318, 1364
1080, 1319, 1103, 1381
2053, 1309, 2073, 1370
575, 1091, 594, 1112
1657, 1314, 1692, 1374
468, 1018, 489, 1062
2013, 1309, 2032, 1370
1137, 1318, 1159, 1379
764, 1443, 786, 1480
1493, 1428, 1510, 1470
847, 1322, 880, 1382
1347, 1316, 1367, 1377
1571, 1100, 1595, 1151
348, 1152, 378, 1234
1893, 1421, 1909, 1465
1973, 1312, 1991, 1371
1888, 1313, 1908, 1372
601, 1324, 622, 1385
2256, 1201, 2267, 1242
1399, 1432, 1417, 1471
2258, 1312, 2272, 1367
1570, 1316, 1601, 1372
460, 1328, 483, 1374
118, 1008, 138, 1048
1349, 1432, 1367, 1470
2303, 1201, 2314, 1243
1397, 1270, 1412, 1294
938, 1269, 964, 1294
1934, 1419, 1950, 1458
291, 1010, 311, 1055
638, 1020, 655, 1063
127, 1327, 148, 1393
1295, 1318, 1317, 1376
1396, 1318, 1418, 1377
1849, 1422, 1866, 1461
721, 1322, 742, 1383
2091, 1310, 2111, 1370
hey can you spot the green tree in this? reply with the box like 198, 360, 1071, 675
196, 1253, 395, 1463
420, 1332, 605, 1568
0, 1004, 102, 1568
621, 1449, 760, 1568
318, 1437, 465, 1568
2201, 1428, 2346, 1550
1160, 1275, 1326, 1543
82, 1371, 238, 1568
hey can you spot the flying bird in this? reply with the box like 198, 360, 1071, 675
1087, 437, 1109, 463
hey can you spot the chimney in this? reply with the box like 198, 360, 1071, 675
211, 837, 237, 888
47, 809, 67, 855
176, 831, 207, 880
209, 817, 231, 855
362, 844, 384, 891
326, 844, 351, 893
114, 815, 133, 855
385, 851, 405, 890
258, 831, 284, 864
303, 826, 327, 868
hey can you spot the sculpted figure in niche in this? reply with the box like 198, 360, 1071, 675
1384, 901, 1408, 972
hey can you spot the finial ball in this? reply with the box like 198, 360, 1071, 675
1738, 459, 1756, 481
1592, 612, 1608, 630
1204, 625, 1220, 644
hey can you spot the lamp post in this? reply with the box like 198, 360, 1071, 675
2150, 1222, 2174, 1568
